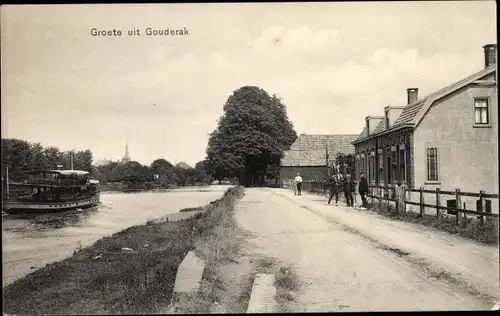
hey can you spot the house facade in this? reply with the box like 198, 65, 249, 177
280, 134, 358, 187
353, 44, 498, 211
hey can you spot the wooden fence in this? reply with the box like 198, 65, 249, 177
367, 185, 499, 224
286, 180, 498, 224
282, 179, 328, 195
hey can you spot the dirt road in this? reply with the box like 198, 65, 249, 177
235, 188, 499, 312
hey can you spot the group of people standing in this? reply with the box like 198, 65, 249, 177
291, 171, 369, 209
327, 171, 369, 208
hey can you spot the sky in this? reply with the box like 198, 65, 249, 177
1, 2, 497, 167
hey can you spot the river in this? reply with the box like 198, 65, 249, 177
2, 185, 232, 287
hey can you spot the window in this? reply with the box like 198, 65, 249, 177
391, 150, 397, 183
399, 149, 406, 182
385, 148, 392, 184
366, 156, 370, 182
378, 152, 384, 182
371, 153, 376, 182
474, 98, 489, 124
426, 147, 439, 181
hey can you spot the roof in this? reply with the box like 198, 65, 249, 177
281, 149, 328, 167
24, 170, 90, 176
290, 134, 357, 154
282, 134, 357, 166
356, 64, 496, 142
175, 161, 193, 169
50, 170, 90, 175
354, 127, 368, 142
413, 64, 496, 128
392, 101, 425, 126
372, 119, 386, 134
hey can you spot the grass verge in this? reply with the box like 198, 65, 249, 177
2, 186, 243, 315
168, 186, 246, 313
249, 257, 301, 313
274, 265, 301, 312
371, 201, 499, 245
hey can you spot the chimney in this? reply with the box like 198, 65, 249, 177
483, 44, 497, 68
384, 107, 390, 130
407, 88, 418, 105
365, 116, 370, 136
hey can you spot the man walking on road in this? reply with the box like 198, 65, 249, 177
358, 172, 369, 209
294, 173, 303, 196
327, 174, 340, 206
344, 173, 354, 207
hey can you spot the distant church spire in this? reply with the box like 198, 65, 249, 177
122, 139, 131, 163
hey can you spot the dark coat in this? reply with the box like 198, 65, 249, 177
328, 176, 340, 192
350, 180, 356, 193
358, 177, 368, 194
343, 178, 352, 193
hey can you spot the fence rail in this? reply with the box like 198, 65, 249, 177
366, 185, 499, 223
367, 184, 499, 199
284, 180, 498, 223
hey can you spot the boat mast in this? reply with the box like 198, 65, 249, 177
5, 164, 10, 198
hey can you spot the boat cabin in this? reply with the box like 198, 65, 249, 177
6, 170, 100, 203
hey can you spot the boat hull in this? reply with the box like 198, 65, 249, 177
2, 195, 100, 214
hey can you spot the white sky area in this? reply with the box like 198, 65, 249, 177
1, 2, 496, 167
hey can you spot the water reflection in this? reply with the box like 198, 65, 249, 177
2, 206, 100, 231
2, 185, 233, 286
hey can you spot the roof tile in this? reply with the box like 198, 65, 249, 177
282, 134, 357, 166
372, 119, 386, 134
392, 101, 425, 126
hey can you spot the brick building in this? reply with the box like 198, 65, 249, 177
352, 44, 498, 210
280, 134, 358, 188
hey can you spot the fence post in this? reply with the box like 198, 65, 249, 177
455, 189, 461, 225
394, 185, 400, 213
419, 187, 424, 217
435, 188, 441, 220
400, 183, 407, 215
478, 190, 485, 225
463, 202, 467, 226
371, 186, 374, 206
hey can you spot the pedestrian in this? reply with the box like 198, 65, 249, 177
294, 172, 303, 196
358, 172, 369, 209
344, 173, 354, 207
327, 174, 340, 206
350, 175, 358, 208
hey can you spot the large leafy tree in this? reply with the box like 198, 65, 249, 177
335, 153, 356, 178
194, 160, 213, 184
112, 161, 153, 188
150, 158, 179, 187
206, 86, 297, 186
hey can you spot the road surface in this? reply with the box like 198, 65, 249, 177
235, 188, 499, 312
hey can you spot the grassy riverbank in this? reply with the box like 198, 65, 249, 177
3, 186, 244, 315
166, 185, 246, 313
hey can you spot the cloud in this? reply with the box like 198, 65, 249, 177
2, 3, 495, 166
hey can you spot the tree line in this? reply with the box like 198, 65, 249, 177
3, 86, 354, 189
1, 138, 212, 188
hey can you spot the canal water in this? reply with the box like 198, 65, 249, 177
2, 185, 232, 287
